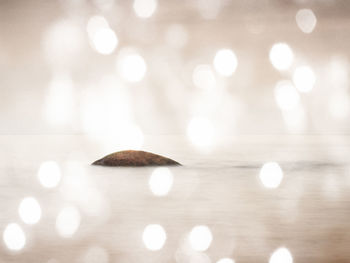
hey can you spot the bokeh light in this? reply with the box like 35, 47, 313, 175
42, 19, 84, 66
18, 197, 41, 225
149, 167, 173, 196
38, 161, 62, 188
192, 64, 216, 90
274, 80, 300, 111
213, 49, 238, 76
82, 246, 109, 263
44, 73, 74, 126
293, 66, 316, 93
269, 247, 293, 263
187, 117, 215, 148
165, 24, 188, 48
259, 162, 284, 189
217, 258, 235, 263
91, 28, 118, 55
56, 206, 81, 238
269, 43, 294, 71
117, 50, 147, 82
329, 92, 350, 119
142, 224, 167, 250
3, 223, 26, 251
133, 0, 157, 18
296, 9, 317, 34
189, 225, 213, 251
86, 15, 118, 55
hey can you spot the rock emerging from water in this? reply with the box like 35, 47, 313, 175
92, 150, 181, 167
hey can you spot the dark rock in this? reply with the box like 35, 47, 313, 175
92, 150, 181, 167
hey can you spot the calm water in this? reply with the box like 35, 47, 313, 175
1, 135, 350, 263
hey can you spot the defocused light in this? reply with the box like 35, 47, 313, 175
3, 223, 26, 251
86, 16, 118, 55
86, 16, 109, 36
38, 161, 61, 188
189, 225, 213, 251
274, 80, 300, 111
44, 74, 74, 126
213, 49, 238, 76
149, 167, 173, 196
133, 0, 157, 18
329, 92, 350, 119
217, 258, 235, 263
259, 162, 284, 189
195, 0, 222, 19
142, 224, 167, 250
83, 246, 109, 263
189, 252, 212, 263
117, 50, 147, 82
282, 106, 306, 132
18, 197, 41, 225
92, 0, 114, 10
42, 20, 84, 66
269, 247, 293, 263
92, 28, 118, 55
293, 66, 316, 93
192, 64, 216, 90
187, 117, 214, 148
165, 24, 188, 48
56, 206, 81, 238
296, 9, 317, 34
269, 43, 294, 71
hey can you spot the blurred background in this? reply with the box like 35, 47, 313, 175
1, 0, 350, 145
2, 1, 350, 262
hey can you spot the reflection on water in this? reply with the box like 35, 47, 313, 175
55, 206, 81, 238
0, 135, 350, 262
189, 225, 213, 252
142, 224, 167, 251
269, 247, 293, 263
18, 197, 41, 225
3, 223, 26, 252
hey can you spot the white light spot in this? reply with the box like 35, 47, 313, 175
149, 167, 173, 196
117, 50, 147, 82
56, 206, 81, 238
274, 80, 300, 111
38, 161, 61, 188
44, 73, 75, 126
42, 20, 84, 66
142, 224, 167, 250
269, 43, 294, 71
217, 258, 235, 263
293, 66, 316, 93
269, 247, 293, 263
18, 197, 41, 225
83, 246, 109, 263
192, 64, 216, 90
189, 225, 213, 251
165, 24, 188, 49
92, 28, 118, 55
3, 223, 26, 251
296, 9, 317, 34
187, 117, 214, 148
259, 162, 284, 189
133, 0, 157, 18
86, 16, 109, 36
86, 16, 118, 55
213, 49, 238, 76
329, 92, 350, 119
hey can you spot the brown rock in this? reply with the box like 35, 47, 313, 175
92, 150, 181, 167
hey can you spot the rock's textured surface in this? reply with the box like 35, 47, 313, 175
92, 150, 181, 167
